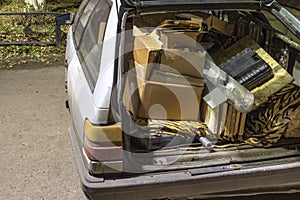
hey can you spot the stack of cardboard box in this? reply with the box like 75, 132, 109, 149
124, 20, 207, 121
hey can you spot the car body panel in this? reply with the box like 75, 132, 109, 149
70, 127, 300, 200
66, 27, 110, 139
66, 0, 120, 137
93, 0, 119, 109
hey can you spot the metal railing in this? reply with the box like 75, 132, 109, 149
0, 12, 71, 47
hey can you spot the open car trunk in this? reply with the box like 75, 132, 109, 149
119, 5, 300, 176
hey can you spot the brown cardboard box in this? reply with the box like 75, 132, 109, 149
206, 15, 234, 36
159, 49, 206, 78
158, 19, 202, 30
136, 64, 203, 120
156, 19, 204, 49
176, 13, 234, 36
159, 31, 202, 49
133, 34, 162, 67
134, 34, 206, 79
123, 64, 203, 120
136, 81, 202, 120
201, 14, 234, 36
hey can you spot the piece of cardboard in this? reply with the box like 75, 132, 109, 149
149, 69, 205, 87
238, 112, 247, 140
224, 105, 233, 138
134, 64, 203, 120
234, 112, 241, 138
229, 108, 237, 140
204, 102, 228, 135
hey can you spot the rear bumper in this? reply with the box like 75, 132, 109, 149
69, 127, 300, 200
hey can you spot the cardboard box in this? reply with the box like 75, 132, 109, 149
176, 13, 234, 36
133, 34, 162, 67
204, 15, 234, 36
136, 64, 203, 120
156, 19, 205, 49
158, 19, 202, 30
159, 49, 206, 78
159, 30, 202, 49
123, 64, 203, 121
137, 81, 202, 120
134, 34, 207, 79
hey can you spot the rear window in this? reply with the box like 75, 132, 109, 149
73, 0, 97, 46
73, 0, 112, 91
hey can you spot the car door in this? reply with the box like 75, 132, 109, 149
66, 0, 116, 141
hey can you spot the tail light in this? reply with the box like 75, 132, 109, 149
83, 119, 122, 161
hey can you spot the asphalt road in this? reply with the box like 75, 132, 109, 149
0, 63, 86, 199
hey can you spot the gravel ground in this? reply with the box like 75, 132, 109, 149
1, 62, 300, 200
0, 62, 86, 200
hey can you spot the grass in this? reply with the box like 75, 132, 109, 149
0, 0, 80, 68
